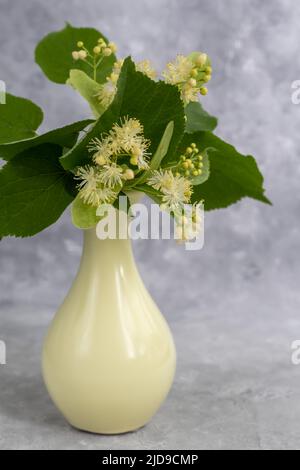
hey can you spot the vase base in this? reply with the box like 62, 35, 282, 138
68, 420, 147, 436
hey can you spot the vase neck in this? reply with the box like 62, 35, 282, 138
80, 228, 135, 274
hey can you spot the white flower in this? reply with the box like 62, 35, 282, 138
75, 166, 99, 190
162, 53, 212, 104
88, 138, 113, 165
89, 117, 151, 172
163, 55, 194, 85
75, 166, 99, 207
111, 117, 144, 152
75, 166, 119, 207
98, 164, 124, 188
147, 169, 174, 191
147, 169, 193, 212
136, 60, 157, 80
130, 142, 151, 170
96, 59, 124, 108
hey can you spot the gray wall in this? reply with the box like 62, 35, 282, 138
0, 0, 300, 450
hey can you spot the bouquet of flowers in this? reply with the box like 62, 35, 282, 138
0, 24, 270, 241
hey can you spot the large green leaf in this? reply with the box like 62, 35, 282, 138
60, 57, 185, 170
185, 102, 218, 133
0, 119, 94, 161
67, 69, 105, 117
35, 23, 116, 84
0, 144, 75, 237
0, 93, 43, 144
185, 132, 270, 210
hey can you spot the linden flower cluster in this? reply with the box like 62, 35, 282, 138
162, 53, 212, 104
147, 169, 204, 242
96, 58, 157, 108
72, 37, 117, 80
174, 143, 204, 178
75, 118, 151, 207
147, 169, 193, 214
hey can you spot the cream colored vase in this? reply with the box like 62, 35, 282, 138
42, 227, 176, 434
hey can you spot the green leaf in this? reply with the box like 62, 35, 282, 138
67, 69, 105, 117
131, 121, 174, 187
60, 57, 185, 170
0, 144, 75, 237
35, 23, 116, 84
185, 132, 270, 210
72, 194, 99, 229
0, 119, 94, 161
0, 93, 43, 144
185, 102, 218, 133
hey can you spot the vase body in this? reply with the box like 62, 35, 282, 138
42, 226, 176, 434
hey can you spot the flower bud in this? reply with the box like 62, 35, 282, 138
130, 157, 138, 166
123, 169, 135, 180
195, 53, 207, 67
78, 50, 87, 60
77, 41, 84, 48
188, 78, 197, 87
108, 42, 117, 53
103, 47, 112, 56
72, 51, 79, 60
200, 87, 208, 96
95, 154, 106, 166
93, 46, 101, 54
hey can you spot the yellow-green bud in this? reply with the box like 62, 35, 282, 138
95, 154, 106, 166
182, 161, 189, 169
195, 53, 207, 67
78, 50, 87, 60
185, 170, 190, 177
72, 51, 79, 60
191, 68, 198, 78
204, 74, 211, 82
188, 78, 197, 87
108, 42, 117, 53
186, 147, 193, 154
103, 47, 112, 56
93, 46, 101, 54
200, 87, 208, 96
191, 143, 197, 149
205, 66, 212, 74
123, 169, 135, 180
193, 170, 199, 176
77, 41, 84, 48
130, 157, 138, 166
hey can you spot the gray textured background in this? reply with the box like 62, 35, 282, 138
0, 0, 300, 450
